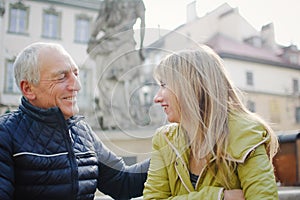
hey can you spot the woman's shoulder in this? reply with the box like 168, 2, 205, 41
152, 123, 179, 144
227, 113, 269, 162
155, 123, 179, 132
154, 123, 179, 136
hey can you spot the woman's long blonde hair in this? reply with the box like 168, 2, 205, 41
153, 45, 278, 187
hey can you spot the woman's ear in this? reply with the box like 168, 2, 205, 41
20, 80, 36, 100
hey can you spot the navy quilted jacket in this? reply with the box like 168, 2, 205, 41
0, 97, 149, 200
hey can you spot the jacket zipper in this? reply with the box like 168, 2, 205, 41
60, 116, 78, 199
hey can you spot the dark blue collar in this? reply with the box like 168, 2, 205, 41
19, 96, 83, 126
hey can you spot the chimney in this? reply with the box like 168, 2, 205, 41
186, 1, 197, 23
261, 23, 276, 50
281, 44, 299, 65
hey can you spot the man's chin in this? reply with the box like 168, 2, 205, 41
62, 106, 79, 119
71, 106, 80, 116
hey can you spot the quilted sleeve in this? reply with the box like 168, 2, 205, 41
0, 116, 15, 200
143, 131, 171, 199
84, 123, 149, 199
237, 144, 279, 199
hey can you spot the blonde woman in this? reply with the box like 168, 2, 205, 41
143, 45, 279, 199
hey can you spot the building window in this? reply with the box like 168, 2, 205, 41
4, 60, 20, 94
79, 68, 88, 97
8, 2, 29, 34
42, 8, 61, 39
269, 99, 280, 123
246, 71, 253, 86
75, 15, 91, 43
293, 78, 299, 94
246, 100, 256, 112
296, 107, 300, 124
289, 54, 298, 64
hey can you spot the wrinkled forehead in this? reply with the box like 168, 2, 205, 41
38, 46, 78, 72
39, 45, 67, 57
39, 46, 75, 63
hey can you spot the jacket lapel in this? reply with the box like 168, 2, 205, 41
174, 151, 195, 192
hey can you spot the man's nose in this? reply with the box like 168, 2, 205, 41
68, 73, 81, 91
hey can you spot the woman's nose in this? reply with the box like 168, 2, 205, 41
153, 92, 162, 103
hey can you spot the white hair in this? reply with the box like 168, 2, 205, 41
14, 42, 66, 89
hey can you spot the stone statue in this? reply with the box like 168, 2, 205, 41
87, 0, 146, 130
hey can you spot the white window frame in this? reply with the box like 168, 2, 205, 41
75, 15, 91, 43
246, 71, 254, 86
4, 60, 20, 94
8, 3, 28, 34
42, 8, 61, 39
296, 107, 300, 124
246, 100, 256, 113
293, 78, 299, 94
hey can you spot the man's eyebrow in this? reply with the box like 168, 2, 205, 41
51, 68, 78, 77
50, 69, 68, 77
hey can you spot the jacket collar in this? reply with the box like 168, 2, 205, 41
162, 124, 195, 192
19, 96, 83, 126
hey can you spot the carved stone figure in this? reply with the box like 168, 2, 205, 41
87, 0, 146, 130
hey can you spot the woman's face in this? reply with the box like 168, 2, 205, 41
154, 81, 181, 123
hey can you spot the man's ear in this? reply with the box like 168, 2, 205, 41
20, 80, 36, 100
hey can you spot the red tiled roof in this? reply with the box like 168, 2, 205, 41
205, 33, 283, 63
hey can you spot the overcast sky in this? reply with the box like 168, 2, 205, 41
142, 0, 300, 47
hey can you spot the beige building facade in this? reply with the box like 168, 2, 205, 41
146, 2, 300, 132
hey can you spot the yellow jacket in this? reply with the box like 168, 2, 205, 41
143, 114, 278, 199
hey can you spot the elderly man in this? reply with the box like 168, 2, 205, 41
0, 42, 149, 200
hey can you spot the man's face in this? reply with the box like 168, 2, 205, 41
27, 47, 81, 119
